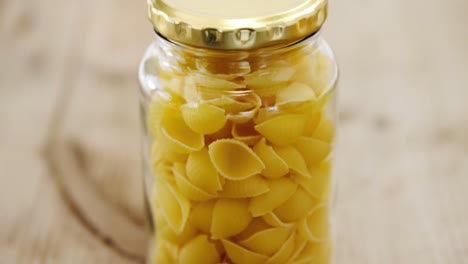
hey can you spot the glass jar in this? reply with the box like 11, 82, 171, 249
139, 0, 338, 263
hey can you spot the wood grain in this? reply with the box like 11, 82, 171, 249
0, 0, 467, 263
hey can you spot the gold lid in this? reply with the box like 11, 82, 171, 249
148, 0, 328, 50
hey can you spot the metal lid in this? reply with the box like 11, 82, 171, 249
147, 0, 328, 50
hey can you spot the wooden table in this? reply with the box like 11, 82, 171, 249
1, 0, 467, 263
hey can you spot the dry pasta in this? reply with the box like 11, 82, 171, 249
208, 139, 265, 180
249, 178, 297, 217
211, 199, 252, 239
179, 235, 220, 264
222, 239, 269, 264
239, 226, 292, 256
273, 145, 311, 178
220, 175, 269, 198
255, 114, 308, 146
181, 103, 228, 135
294, 136, 331, 165
186, 148, 222, 194
252, 138, 289, 179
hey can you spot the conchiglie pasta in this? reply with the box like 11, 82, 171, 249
211, 199, 252, 239
239, 226, 292, 256
265, 231, 296, 264
186, 148, 222, 194
232, 121, 262, 146
220, 175, 269, 198
249, 178, 297, 217
179, 235, 220, 264
292, 167, 331, 201
159, 221, 198, 245
152, 239, 178, 264
222, 239, 269, 264
312, 115, 335, 143
190, 201, 215, 234
191, 73, 244, 90
273, 187, 319, 223
160, 108, 204, 153
253, 138, 289, 179
255, 114, 308, 146
298, 205, 330, 242
209, 139, 265, 180
276, 82, 316, 107
234, 218, 272, 241
152, 177, 191, 233
173, 163, 217, 201
294, 136, 331, 165
273, 145, 311, 178
245, 66, 295, 90
262, 212, 294, 228
180, 103, 227, 135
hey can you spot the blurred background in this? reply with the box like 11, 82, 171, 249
0, 0, 467, 263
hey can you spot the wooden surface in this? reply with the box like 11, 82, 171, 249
0, 0, 467, 263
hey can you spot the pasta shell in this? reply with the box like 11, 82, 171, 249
273, 187, 319, 223
148, 91, 184, 138
209, 139, 265, 180
312, 115, 335, 143
249, 178, 297, 217
161, 108, 204, 153
152, 177, 191, 233
190, 201, 215, 234
152, 141, 188, 164
298, 205, 330, 242
179, 235, 220, 264
273, 145, 311, 178
276, 82, 316, 107
239, 227, 292, 256
289, 234, 309, 262
211, 199, 252, 239
191, 73, 245, 90
186, 149, 222, 194
255, 114, 308, 146
245, 66, 295, 89
294, 137, 331, 165
234, 218, 272, 241
159, 221, 198, 245
294, 51, 334, 97
207, 95, 255, 114
291, 240, 332, 264
253, 138, 289, 179
292, 167, 331, 201
152, 239, 178, 264
220, 175, 270, 198
181, 103, 228, 135
232, 121, 262, 146
262, 212, 295, 228
303, 112, 321, 137
265, 231, 296, 264
173, 163, 217, 201
221, 239, 269, 264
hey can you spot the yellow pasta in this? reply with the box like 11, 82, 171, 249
312, 115, 335, 143
262, 212, 294, 228
220, 175, 269, 198
160, 107, 205, 153
191, 73, 245, 90
273, 187, 319, 223
186, 148, 222, 194
255, 114, 308, 146
211, 199, 252, 239
152, 141, 187, 164
292, 166, 331, 201
148, 91, 184, 138
294, 51, 334, 96
207, 95, 256, 114
298, 205, 330, 242
234, 218, 271, 241
190, 201, 215, 234
222, 239, 269, 264
245, 66, 295, 89
208, 139, 265, 180
294, 136, 331, 165
152, 239, 178, 264
291, 240, 332, 264
273, 145, 311, 178
303, 112, 322, 136
249, 178, 297, 217
179, 235, 220, 264
232, 121, 262, 146
180, 103, 228, 135
276, 82, 316, 107
239, 226, 292, 256
265, 231, 296, 264
159, 221, 198, 245
253, 138, 289, 179
173, 162, 217, 201
152, 177, 191, 233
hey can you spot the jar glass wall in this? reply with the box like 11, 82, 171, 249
139, 32, 338, 264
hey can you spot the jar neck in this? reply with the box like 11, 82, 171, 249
153, 30, 324, 76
